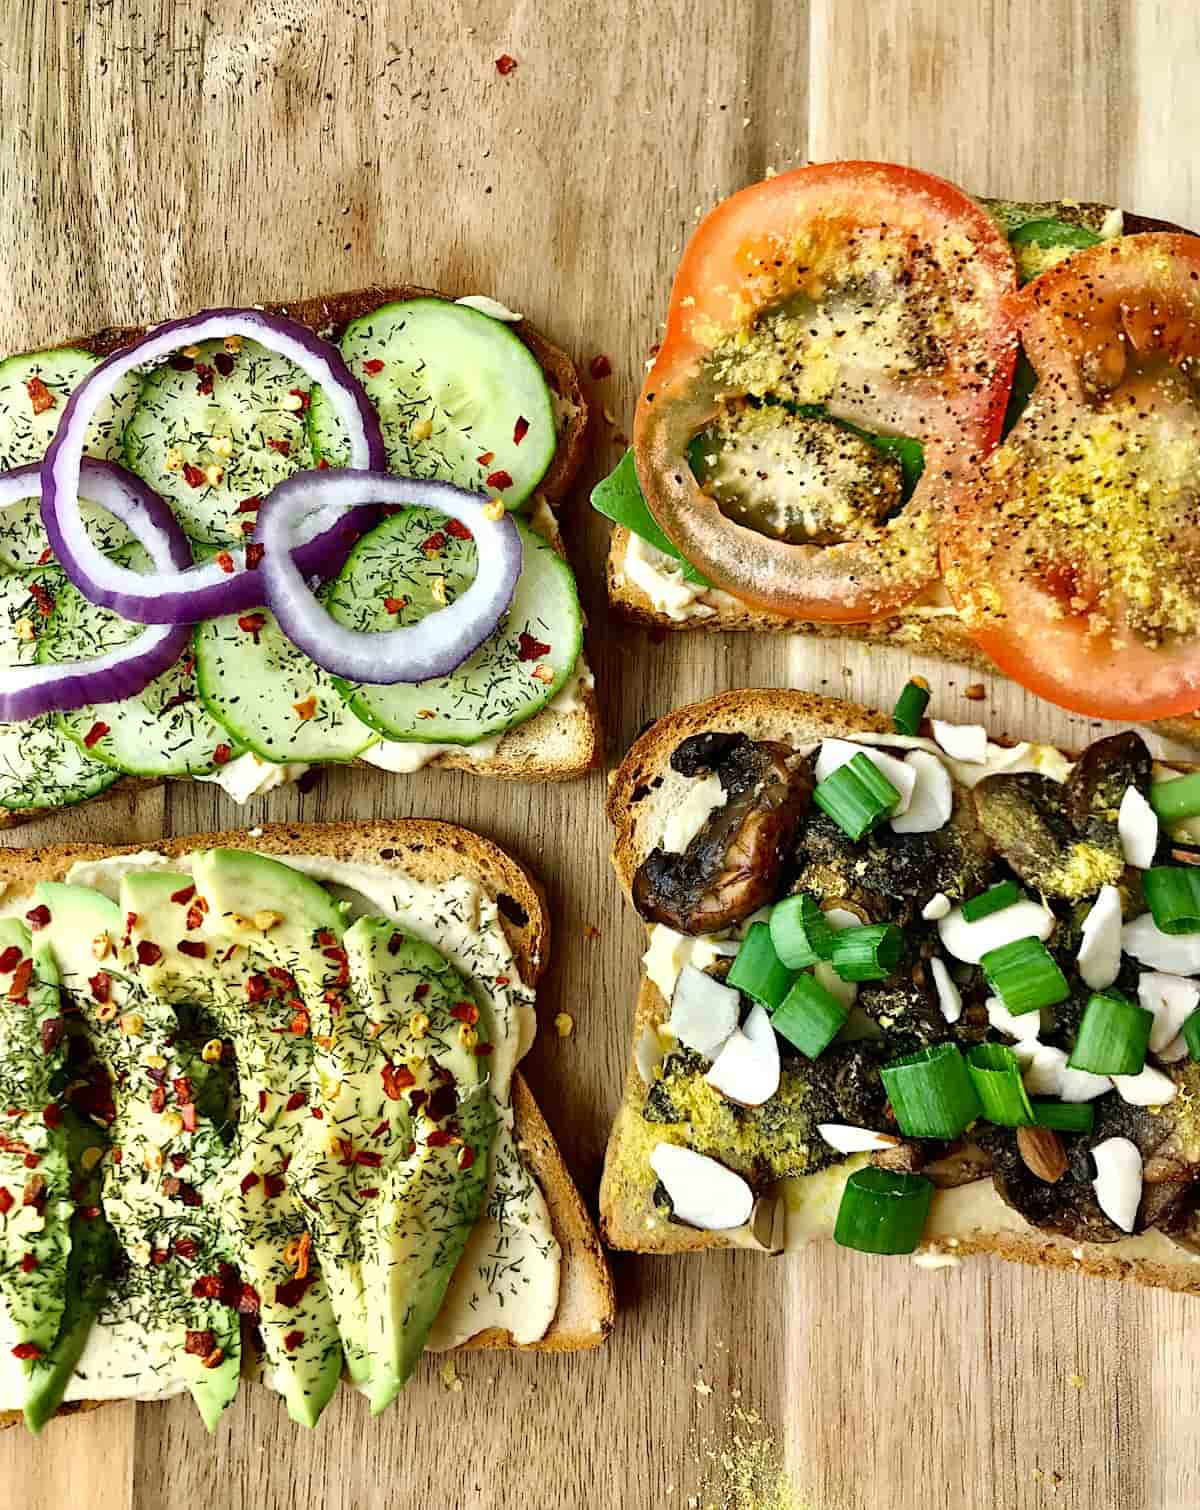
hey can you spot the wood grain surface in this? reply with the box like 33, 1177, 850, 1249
1, 2, 1198, 1507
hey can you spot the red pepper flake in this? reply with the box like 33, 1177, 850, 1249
245, 973, 270, 1003
195, 367, 215, 398
236, 495, 262, 514
383, 596, 407, 614
0, 946, 20, 974
20, 1252, 39, 1273
362, 358, 385, 376
214, 552, 235, 575
29, 581, 55, 618
474, 1041, 494, 1057
40, 1015, 64, 1056
316, 930, 337, 948
23, 1154, 41, 1170
589, 354, 613, 380
413, 982, 430, 1001
192, 1274, 222, 1299
168, 1076, 191, 1105
381, 1063, 415, 1101
446, 518, 473, 541
310, 1106, 324, 1120
449, 1001, 479, 1025
477, 451, 495, 467
22, 1174, 46, 1209
283, 1329, 305, 1351
288, 388, 310, 411
181, 1103, 197, 1133
268, 966, 297, 989
426, 1129, 454, 1148
78, 1204, 101, 1220
175, 1236, 197, 1259
354, 1149, 383, 1168
356, 1187, 379, 1200
274, 1273, 316, 1308
257, 1089, 268, 1114
237, 612, 267, 640
170, 884, 196, 906
513, 415, 529, 446
421, 531, 447, 556
81, 720, 110, 749
240, 1171, 259, 1195
24, 905, 50, 932
457, 1144, 476, 1172
285, 1090, 307, 1112
266, 437, 291, 457
182, 463, 206, 489
293, 695, 318, 722
4, 959, 27, 1001
42, 1104, 62, 1129
387, 932, 403, 956
11, 1342, 42, 1360
177, 938, 207, 961
0, 1188, 12, 1215
237, 1283, 261, 1315
517, 631, 551, 661
25, 376, 55, 415
486, 469, 513, 490
263, 1173, 285, 1200
136, 940, 163, 967
245, 542, 265, 569
36, 547, 52, 565
184, 905, 205, 933
371, 1120, 389, 1139
495, 53, 517, 75
240, 520, 254, 536
149, 1086, 166, 1114
169, 354, 194, 372
184, 1329, 216, 1357
213, 351, 235, 377
289, 1009, 310, 1037
213, 743, 233, 765
168, 1153, 188, 1172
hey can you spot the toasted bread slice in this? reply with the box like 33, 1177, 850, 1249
599, 688, 1200, 1295
0, 285, 600, 830
0, 818, 614, 1429
605, 201, 1200, 747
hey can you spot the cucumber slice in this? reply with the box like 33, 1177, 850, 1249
0, 491, 133, 573
0, 347, 142, 470
193, 605, 377, 763
122, 337, 317, 545
325, 507, 582, 742
0, 571, 118, 809
39, 551, 241, 778
309, 300, 555, 509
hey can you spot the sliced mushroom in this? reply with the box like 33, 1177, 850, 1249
633, 734, 814, 933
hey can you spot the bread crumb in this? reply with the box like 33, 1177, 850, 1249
583, 925, 602, 941
554, 1012, 574, 1038
964, 683, 987, 700
440, 1359, 463, 1392
1068, 1372, 1086, 1389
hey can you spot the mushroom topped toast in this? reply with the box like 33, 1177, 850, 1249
601, 689, 1200, 1291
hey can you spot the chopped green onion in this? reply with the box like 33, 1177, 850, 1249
768, 893, 836, 969
980, 936, 1070, 1015
726, 922, 794, 1011
1068, 991, 1153, 1075
1008, 218, 1103, 251
771, 972, 848, 1059
1143, 866, 1200, 935
1149, 773, 1200, 826
962, 881, 1021, 924
1183, 1009, 1200, 1061
892, 679, 930, 737
833, 1167, 933, 1255
812, 752, 900, 841
829, 923, 904, 983
880, 1043, 982, 1139
966, 1043, 1034, 1127
1030, 1099, 1095, 1134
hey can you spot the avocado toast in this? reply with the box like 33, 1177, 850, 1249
600, 688, 1200, 1293
0, 284, 600, 831
0, 818, 614, 1432
598, 165, 1200, 741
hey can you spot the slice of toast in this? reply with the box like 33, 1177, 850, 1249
0, 817, 614, 1429
605, 201, 1200, 747
0, 285, 601, 829
599, 688, 1200, 1295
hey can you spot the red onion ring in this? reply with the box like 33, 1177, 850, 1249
40, 308, 385, 624
0, 461, 191, 720
255, 471, 522, 682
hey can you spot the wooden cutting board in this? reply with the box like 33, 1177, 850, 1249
2, 2, 1199, 1506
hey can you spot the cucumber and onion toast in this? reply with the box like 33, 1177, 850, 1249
0, 820, 614, 1433
0, 285, 596, 826
601, 687, 1200, 1296
598, 159, 1200, 733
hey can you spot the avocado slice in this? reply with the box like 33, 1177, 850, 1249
32, 882, 242, 1431
122, 859, 346, 1427
338, 916, 495, 1413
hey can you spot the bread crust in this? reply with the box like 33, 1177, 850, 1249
598, 689, 1200, 1293
0, 818, 614, 1429
0, 285, 600, 830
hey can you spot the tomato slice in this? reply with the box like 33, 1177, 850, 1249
633, 161, 1017, 621
943, 234, 1200, 720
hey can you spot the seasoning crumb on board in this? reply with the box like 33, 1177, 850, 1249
689, 1402, 810, 1510
554, 1011, 574, 1038
439, 1360, 463, 1393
